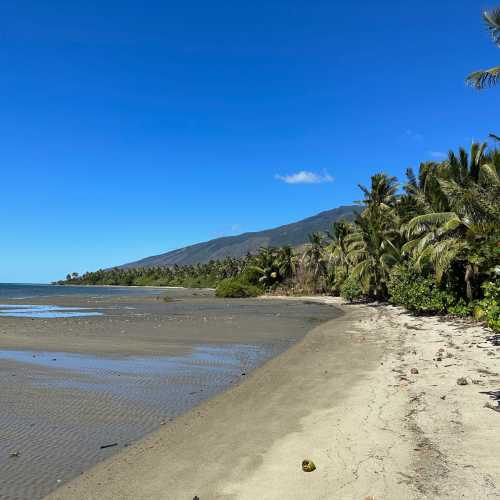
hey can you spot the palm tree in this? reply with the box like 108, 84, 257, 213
347, 208, 401, 299
402, 149, 500, 299
446, 142, 488, 184
346, 173, 403, 299
275, 245, 296, 281
466, 7, 500, 89
326, 221, 352, 290
250, 247, 281, 287
357, 173, 399, 210
302, 232, 328, 292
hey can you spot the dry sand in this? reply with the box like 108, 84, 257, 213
47, 297, 500, 500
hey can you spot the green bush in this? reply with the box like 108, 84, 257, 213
447, 299, 474, 317
215, 278, 262, 298
340, 275, 364, 302
388, 263, 457, 314
239, 266, 264, 286
477, 279, 500, 331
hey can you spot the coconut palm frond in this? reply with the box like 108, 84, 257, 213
430, 239, 466, 283
406, 212, 457, 237
401, 238, 422, 256
350, 260, 371, 290
483, 7, 500, 45
480, 163, 500, 186
466, 66, 500, 89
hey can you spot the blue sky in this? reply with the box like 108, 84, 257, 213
1, 0, 499, 283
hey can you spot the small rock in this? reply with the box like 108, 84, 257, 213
9, 451, 20, 458
457, 377, 469, 386
410, 368, 419, 375
193, 496, 200, 500
302, 459, 316, 472
440, 395, 446, 400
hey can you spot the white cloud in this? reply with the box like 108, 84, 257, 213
429, 151, 447, 159
275, 170, 334, 185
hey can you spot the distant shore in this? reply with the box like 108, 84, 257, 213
47, 297, 500, 499
54, 283, 211, 290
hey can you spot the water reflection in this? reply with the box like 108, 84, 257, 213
0, 304, 103, 318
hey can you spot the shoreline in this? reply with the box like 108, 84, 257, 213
52, 284, 213, 290
1, 290, 342, 499
46, 297, 500, 500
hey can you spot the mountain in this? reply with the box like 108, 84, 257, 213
120, 205, 359, 268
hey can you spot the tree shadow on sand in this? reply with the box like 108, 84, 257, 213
486, 333, 500, 346
480, 390, 500, 412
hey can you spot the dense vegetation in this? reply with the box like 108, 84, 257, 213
60, 9, 500, 330
59, 138, 500, 331
59, 258, 247, 289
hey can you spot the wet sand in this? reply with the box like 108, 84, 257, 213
0, 289, 341, 500
47, 297, 500, 500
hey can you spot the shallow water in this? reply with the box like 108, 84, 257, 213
0, 282, 167, 299
0, 344, 261, 377
0, 304, 104, 318
0, 287, 340, 500
0, 343, 279, 500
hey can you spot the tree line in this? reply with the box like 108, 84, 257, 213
60, 8, 500, 330
59, 138, 500, 331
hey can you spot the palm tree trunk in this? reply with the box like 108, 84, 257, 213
465, 264, 474, 301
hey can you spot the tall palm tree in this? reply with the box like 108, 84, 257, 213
326, 221, 352, 289
302, 232, 328, 292
347, 173, 402, 299
347, 208, 401, 299
275, 245, 296, 281
357, 173, 399, 210
466, 7, 500, 89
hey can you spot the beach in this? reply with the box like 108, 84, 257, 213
46, 296, 500, 500
0, 287, 340, 500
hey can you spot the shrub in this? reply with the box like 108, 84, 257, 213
387, 263, 457, 314
447, 299, 474, 317
239, 266, 265, 286
340, 275, 364, 302
477, 279, 500, 331
215, 278, 262, 298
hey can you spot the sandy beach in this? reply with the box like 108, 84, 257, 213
46, 296, 500, 500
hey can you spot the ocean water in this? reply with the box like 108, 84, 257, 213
0, 282, 165, 299
0, 304, 104, 318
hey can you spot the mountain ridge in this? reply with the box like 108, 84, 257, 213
120, 205, 358, 268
